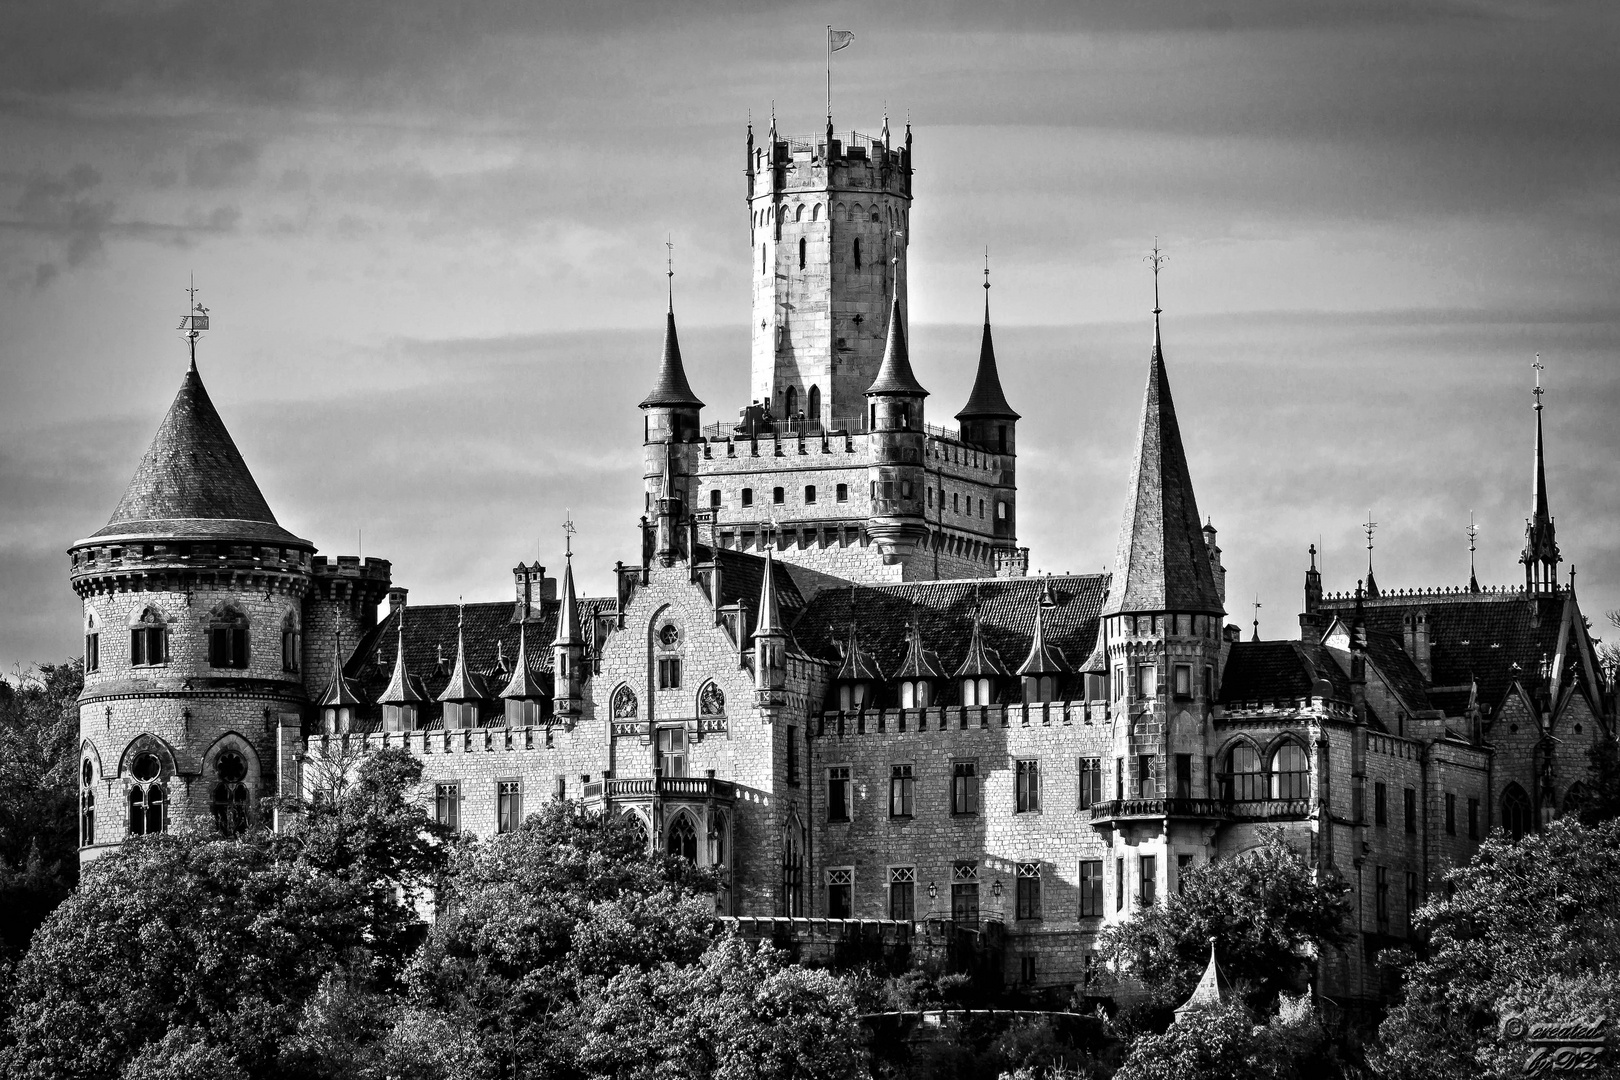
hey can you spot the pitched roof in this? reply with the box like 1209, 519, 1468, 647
1174, 944, 1232, 1022
700, 546, 808, 622
499, 620, 549, 700
952, 611, 1011, 678
639, 306, 704, 409
1101, 320, 1223, 616
753, 547, 785, 637
955, 296, 1019, 421
865, 296, 928, 397
894, 616, 950, 680
91, 362, 307, 546
1219, 640, 1353, 705
1016, 602, 1072, 676
795, 575, 1107, 683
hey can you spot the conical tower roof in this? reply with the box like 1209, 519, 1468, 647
1017, 600, 1072, 676
500, 620, 548, 700
956, 289, 1018, 421
552, 555, 584, 647
753, 546, 784, 637
91, 362, 307, 545
865, 296, 928, 397
639, 305, 704, 409
378, 611, 425, 705
1101, 317, 1223, 616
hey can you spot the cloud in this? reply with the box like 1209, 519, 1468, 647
184, 139, 260, 189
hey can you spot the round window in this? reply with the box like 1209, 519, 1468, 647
131, 751, 162, 783
217, 750, 247, 784
658, 624, 681, 648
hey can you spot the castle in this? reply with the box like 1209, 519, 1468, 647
70, 113, 1615, 1012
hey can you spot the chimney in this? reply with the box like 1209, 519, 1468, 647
512, 562, 546, 621
1204, 521, 1225, 605
1403, 610, 1432, 681
386, 586, 408, 616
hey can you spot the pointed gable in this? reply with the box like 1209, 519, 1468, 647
952, 610, 1011, 679
865, 296, 928, 397
93, 362, 306, 545
1101, 322, 1223, 616
500, 620, 548, 700
894, 616, 949, 680
639, 306, 704, 409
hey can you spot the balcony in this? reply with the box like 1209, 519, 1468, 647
1088, 797, 1313, 826
581, 774, 736, 805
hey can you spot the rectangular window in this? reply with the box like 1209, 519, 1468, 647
1175, 754, 1192, 800
828, 766, 852, 822
1203, 665, 1214, 699
1136, 755, 1155, 799
657, 657, 682, 689
889, 866, 915, 921
1015, 759, 1040, 813
836, 483, 848, 502
1468, 797, 1480, 840
1078, 757, 1102, 809
952, 493, 959, 513
1115, 757, 1125, 801
890, 764, 915, 817
1139, 854, 1157, 906
1112, 665, 1124, 700
1405, 871, 1419, 934
554, 776, 566, 801
496, 780, 522, 834
710, 489, 722, 508
657, 726, 687, 778
951, 861, 979, 921
804, 485, 817, 504
1015, 863, 1041, 920
1079, 860, 1104, 917
786, 725, 800, 785
773, 486, 785, 504
1173, 664, 1192, 698
927, 488, 934, 508
1177, 853, 1194, 895
1116, 857, 1125, 911
741, 488, 754, 507
131, 626, 166, 666
1137, 664, 1157, 698
1376, 865, 1390, 926
902, 480, 913, 498
951, 761, 979, 815
827, 867, 853, 918
1020, 955, 1036, 984
434, 783, 459, 831
84, 632, 99, 673
1376, 782, 1388, 826
1405, 787, 1417, 833
1445, 793, 1456, 835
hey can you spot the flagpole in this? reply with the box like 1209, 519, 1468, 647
826, 25, 832, 121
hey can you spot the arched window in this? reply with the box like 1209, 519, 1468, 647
772, 486, 785, 504
811, 203, 822, 221
899, 680, 931, 709
798, 236, 806, 269
1224, 744, 1264, 803
211, 750, 250, 836
850, 203, 863, 222
1563, 781, 1592, 820
781, 817, 805, 916
961, 677, 993, 706
131, 609, 168, 667
208, 606, 249, 669
871, 210, 880, 222
667, 813, 699, 863
785, 385, 798, 416
623, 811, 650, 854
281, 613, 299, 673
80, 759, 95, 846
1502, 782, 1532, 840
794, 204, 804, 222
127, 751, 166, 836
1023, 675, 1058, 703
1270, 742, 1309, 800
808, 385, 820, 421
853, 237, 862, 269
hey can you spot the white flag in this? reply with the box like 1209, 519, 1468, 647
829, 29, 854, 52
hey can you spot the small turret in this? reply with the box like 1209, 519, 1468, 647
551, 552, 585, 724
956, 264, 1019, 454
864, 296, 929, 564
436, 606, 489, 730
319, 634, 366, 734
1299, 544, 1325, 641
378, 610, 424, 732
752, 546, 787, 720
641, 292, 701, 568
501, 618, 548, 726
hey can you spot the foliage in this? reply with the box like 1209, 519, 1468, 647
0, 660, 84, 955
1112, 995, 1340, 1080
1098, 828, 1352, 1009
1372, 817, 1620, 1080
1578, 734, 1620, 826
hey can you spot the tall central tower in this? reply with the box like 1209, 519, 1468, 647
747, 115, 912, 429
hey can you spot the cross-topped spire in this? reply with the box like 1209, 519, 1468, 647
1522, 355, 1560, 592
1532, 353, 1545, 412
1252, 597, 1262, 642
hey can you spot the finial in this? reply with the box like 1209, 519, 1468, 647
563, 510, 576, 559
983, 246, 991, 319
1252, 596, 1262, 641
1532, 353, 1545, 412
1364, 510, 1378, 573
1309, 543, 1317, 570
1145, 239, 1166, 317
665, 234, 674, 310
177, 274, 210, 369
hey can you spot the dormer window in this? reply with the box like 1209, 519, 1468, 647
838, 682, 871, 713
504, 698, 544, 726
384, 702, 419, 732
961, 677, 993, 706
1023, 675, 1059, 703
898, 679, 932, 709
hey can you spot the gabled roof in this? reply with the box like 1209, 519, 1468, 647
1100, 320, 1222, 616
639, 305, 704, 410
956, 295, 1019, 421
1220, 640, 1353, 705
90, 362, 307, 546
865, 296, 928, 397
952, 611, 1011, 679
698, 546, 808, 622
795, 575, 1107, 683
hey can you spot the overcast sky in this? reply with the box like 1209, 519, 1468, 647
3, 0, 1619, 674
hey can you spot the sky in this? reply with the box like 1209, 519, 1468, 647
3, 0, 1619, 675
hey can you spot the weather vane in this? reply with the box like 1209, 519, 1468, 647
1532, 353, 1545, 412
665, 234, 674, 305
1144, 239, 1167, 315
177, 274, 209, 367
984, 247, 991, 292
563, 510, 576, 558
1363, 509, 1378, 573
1252, 596, 1262, 641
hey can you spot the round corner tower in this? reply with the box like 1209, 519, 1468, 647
748, 115, 912, 429
69, 358, 317, 862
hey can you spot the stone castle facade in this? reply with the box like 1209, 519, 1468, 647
72, 114, 1615, 1012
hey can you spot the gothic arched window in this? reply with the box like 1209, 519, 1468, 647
1270, 742, 1310, 801
211, 750, 250, 836
667, 813, 698, 863
1502, 782, 1532, 840
80, 759, 95, 846
1224, 744, 1264, 803
780, 817, 805, 916
127, 751, 166, 836
798, 237, 806, 269
807, 385, 820, 421
785, 385, 798, 417
208, 606, 249, 669
624, 811, 650, 854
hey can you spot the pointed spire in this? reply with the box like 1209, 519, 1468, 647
1174, 941, 1232, 1022
501, 618, 548, 700
320, 633, 363, 707
437, 603, 489, 702
1468, 513, 1481, 594
1017, 599, 1072, 676
1100, 264, 1222, 617
956, 256, 1019, 422
1363, 510, 1380, 599
895, 610, 948, 680
552, 555, 583, 647
1522, 355, 1560, 589
639, 298, 704, 410
865, 295, 928, 397
953, 605, 1011, 679
754, 546, 783, 637
837, 623, 885, 682
379, 610, 424, 705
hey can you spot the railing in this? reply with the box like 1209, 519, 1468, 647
1088, 797, 1312, 822
701, 417, 859, 441
582, 775, 737, 802
1228, 798, 1311, 820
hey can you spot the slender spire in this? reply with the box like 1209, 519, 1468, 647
865, 295, 928, 397
754, 545, 783, 637
1363, 511, 1380, 599
1017, 598, 1072, 676
1467, 512, 1481, 594
1101, 250, 1222, 617
500, 617, 547, 700
1521, 355, 1560, 590
639, 284, 704, 410
953, 605, 1010, 679
379, 608, 424, 704
552, 553, 583, 647
320, 632, 363, 707
437, 601, 489, 702
956, 253, 1019, 422
895, 609, 948, 680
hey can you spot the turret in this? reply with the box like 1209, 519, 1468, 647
378, 609, 424, 732
752, 546, 787, 720
436, 606, 490, 730
552, 552, 585, 723
1521, 358, 1561, 594
864, 297, 929, 564
501, 618, 549, 726
641, 299, 702, 567
1299, 544, 1325, 640
955, 268, 1019, 456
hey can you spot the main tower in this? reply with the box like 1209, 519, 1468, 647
747, 113, 912, 428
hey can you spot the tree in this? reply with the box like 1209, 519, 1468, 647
1372, 817, 1620, 1080
574, 934, 869, 1080
1112, 995, 1338, 1080
0, 660, 84, 956
1099, 829, 1352, 1009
